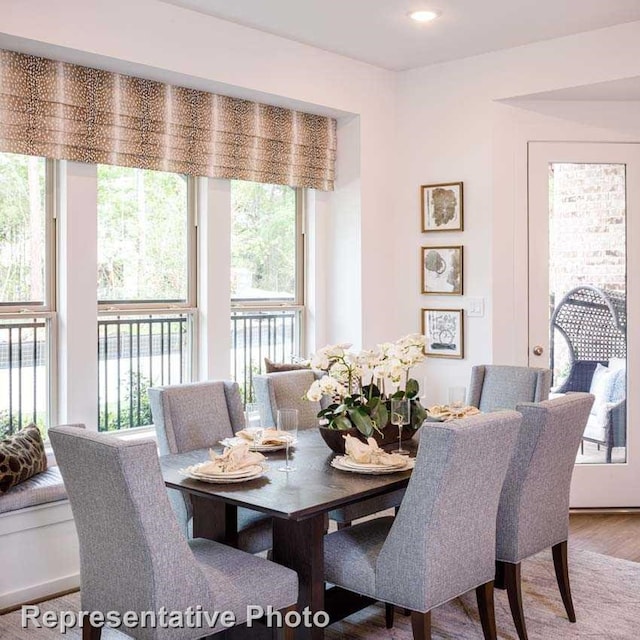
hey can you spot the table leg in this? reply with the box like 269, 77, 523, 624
272, 514, 326, 640
191, 495, 238, 545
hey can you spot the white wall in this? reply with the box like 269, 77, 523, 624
0, 0, 398, 350
395, 21, 640, 403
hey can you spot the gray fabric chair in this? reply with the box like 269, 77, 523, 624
49, 426, 297, 640
254, 370, 406, 530
149, 381, 272, 554
495, 393, 594, 640
467, 365, 551, 412
253, 370, 322, 429
324, 411, 522, 640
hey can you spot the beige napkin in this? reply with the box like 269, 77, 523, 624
428, 405, 481, 421
236, 428, 291, 445
197, 443, 266, 474
343, 434, 407, 467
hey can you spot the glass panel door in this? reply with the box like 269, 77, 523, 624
528, 142, 640, 507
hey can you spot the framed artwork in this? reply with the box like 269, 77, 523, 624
421, 308, 464, 359
421, 182, 464, 232
421, 245, 463, 295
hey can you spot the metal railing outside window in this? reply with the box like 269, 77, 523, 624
231, 308, 302, 404
0, 318, 50, 438
97, 314, 190, 432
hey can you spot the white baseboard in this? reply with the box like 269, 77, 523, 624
0, 573, 80, 611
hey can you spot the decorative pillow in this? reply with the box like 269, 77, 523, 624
264, 357, 310, 374
588, 363, 617, 421
0, 424, 47, 494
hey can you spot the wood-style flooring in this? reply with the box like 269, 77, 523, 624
569, 512, 640, 562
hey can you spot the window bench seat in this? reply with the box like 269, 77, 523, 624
0, 466, 80, 611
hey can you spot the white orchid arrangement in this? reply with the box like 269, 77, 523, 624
305, 334, 429, 437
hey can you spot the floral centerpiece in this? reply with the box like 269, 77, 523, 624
304, 334, 429, 448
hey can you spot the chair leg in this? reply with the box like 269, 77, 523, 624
410, 611, 431, 640
337, 522, 351, 530
476, 580, 497, 640
82, 622, 102, 640
275, 605, 296, 640
495, 560, 506, 589
504, 562, 529, 640
552, 540, 576, 623
385, 603, 395, 629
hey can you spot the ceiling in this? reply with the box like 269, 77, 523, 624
161, 0, 640, 71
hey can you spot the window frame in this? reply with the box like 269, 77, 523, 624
230, 186, 306, 402
230, 186, 305, 310
95, 168, 198, 432
96, 169, 198, 313
0, 155, 58, 431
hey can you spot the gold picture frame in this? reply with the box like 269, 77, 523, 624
421, 182, 464, 232
421, 245, 463, 295
421, 308, 464, 359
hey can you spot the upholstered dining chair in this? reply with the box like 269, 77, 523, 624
253, 370, 323, 429
467, 365, 551, 412
495, 392, 594, 640
49, 426, 297, 640
254, 369, 408, 531
323, 411, 522, 640
148, 381, 272, 553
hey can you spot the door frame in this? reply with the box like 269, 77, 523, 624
527, 141, 640, 508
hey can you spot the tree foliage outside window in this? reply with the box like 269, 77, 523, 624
231, 181, 297, 301
97, 165, 188, 302
0, 152, 46, 304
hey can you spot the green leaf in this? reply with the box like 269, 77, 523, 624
391, 389, 405, 400
332, 415, 353, 431
348, 407, 375, 437
406, 378, 420, 398
370, 403, 388, 431
410, 400, 428, 429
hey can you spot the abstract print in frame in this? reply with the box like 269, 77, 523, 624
421, 308, 464, 359
421, 182, 463, 232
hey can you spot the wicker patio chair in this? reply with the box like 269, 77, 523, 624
550, 285, 626, 462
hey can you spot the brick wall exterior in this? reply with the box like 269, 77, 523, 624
548, 163, 626, 380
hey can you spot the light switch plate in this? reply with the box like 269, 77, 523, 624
467, 297, 484, 317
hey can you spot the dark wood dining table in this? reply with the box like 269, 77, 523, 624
159, 429, 418, 639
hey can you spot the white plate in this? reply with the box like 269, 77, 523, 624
182, 463, 265, 479
179, 468, 266, 484
337, 456, 409, 471
220, 436, 295, 452
331, 456, 415, 475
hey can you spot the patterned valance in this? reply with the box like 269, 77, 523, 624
0, 49, 336, 190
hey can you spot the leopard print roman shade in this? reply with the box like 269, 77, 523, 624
0, 424, 48, 493
0, 49, 337, 191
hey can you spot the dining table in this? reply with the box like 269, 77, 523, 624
159, 428, 419, 639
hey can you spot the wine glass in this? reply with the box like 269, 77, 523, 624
390, 398, 410, 455
448, 386, 466, 409
277, 409, 298, 472
244, 403, 263, 444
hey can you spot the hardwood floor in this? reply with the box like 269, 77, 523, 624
569, 512, 640, 562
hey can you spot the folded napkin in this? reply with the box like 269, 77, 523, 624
236, 428, 291, 445
427, 405, 481, 421
197, 443, 266, 474
343, 435, 407, 467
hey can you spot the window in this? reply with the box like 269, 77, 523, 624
0, 152, 55, 437
97, 165, 195, 431
230, 181, 304, 402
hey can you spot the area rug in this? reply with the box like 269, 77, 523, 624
1, 549, 637, 639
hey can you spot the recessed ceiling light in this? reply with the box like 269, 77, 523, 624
409, 10, 440, 23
